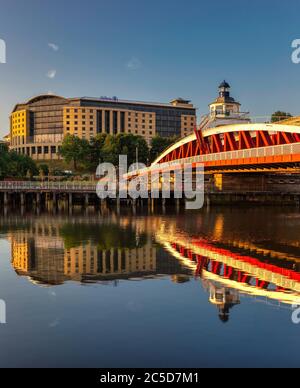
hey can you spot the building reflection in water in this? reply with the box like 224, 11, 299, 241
4, 211, 300, 322
8, 217, 191, 286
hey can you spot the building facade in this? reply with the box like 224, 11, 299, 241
10, 94, 196, 160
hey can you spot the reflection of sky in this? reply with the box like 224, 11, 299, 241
0, 210, 300, 367
0, 249, 299, 368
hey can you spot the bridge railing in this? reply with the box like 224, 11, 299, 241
0, 181, 97, 192
179, 143, 300, 165
126, 142, 300, 178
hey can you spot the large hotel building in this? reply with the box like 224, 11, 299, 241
9, 94, 196, 160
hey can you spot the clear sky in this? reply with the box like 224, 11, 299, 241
0, 0, 300, 137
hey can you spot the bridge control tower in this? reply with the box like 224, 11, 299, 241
208, 81, 250, 128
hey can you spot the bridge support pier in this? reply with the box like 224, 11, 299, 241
176, 198, 180, 213
116, 195, 120, 214
53, 192, 57, 211
132, 199, 136, 215
3, 192, 9, 206
100, 198, 107, 212
206, 194, 211, 209
69, 193, 73, 211
36, 192, 41, 206
85, 194, 89, 207
162, 198, 166, 214
20, 192, 25, 207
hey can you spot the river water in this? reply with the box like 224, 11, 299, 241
0, 206, 300, 367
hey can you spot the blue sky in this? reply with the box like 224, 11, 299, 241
0, 0, 300, 137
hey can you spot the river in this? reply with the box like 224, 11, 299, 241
0, 206, 299, 367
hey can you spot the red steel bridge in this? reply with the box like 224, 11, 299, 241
150, 116, 300, 173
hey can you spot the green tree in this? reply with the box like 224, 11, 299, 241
59, 135, 90, 170
88, 133, 108, 170
39, 164, 49, 177
271, 111, 293, 123
101, 134, 149, 167
150, 135, 178, 162
0, 147, 38, 179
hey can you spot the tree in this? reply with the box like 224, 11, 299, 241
0, 147, 38, 179
59, 135, 90, 170
150, 135, 178, 162
88, 133, 108, 170
271, 111, 293, 123
117, 134, 149, 166
101, 134, 150, 167
39, 164, 49, 178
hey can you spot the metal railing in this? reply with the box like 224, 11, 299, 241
126, 142, 300, 178
0, 181, 97, 192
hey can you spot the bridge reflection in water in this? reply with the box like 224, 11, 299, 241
3, 212, 300, 322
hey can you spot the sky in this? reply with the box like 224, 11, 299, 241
0, 0, 300, 137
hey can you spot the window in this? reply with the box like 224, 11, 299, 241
105, 111, 110, 133
113, 111, 118, 134
121, 112, 125, 133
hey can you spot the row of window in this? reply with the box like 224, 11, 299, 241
128, 129, 153, 135
16, 145, 60, 155
65, 108, 154, 118
13, 112, 25, 117
66, 115, 94, 120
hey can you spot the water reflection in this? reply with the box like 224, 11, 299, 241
2, 209, 300, 323
4, 215, 191, 286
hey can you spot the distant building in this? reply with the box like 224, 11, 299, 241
3, 134, 10, 143
9, 94, 196, 160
